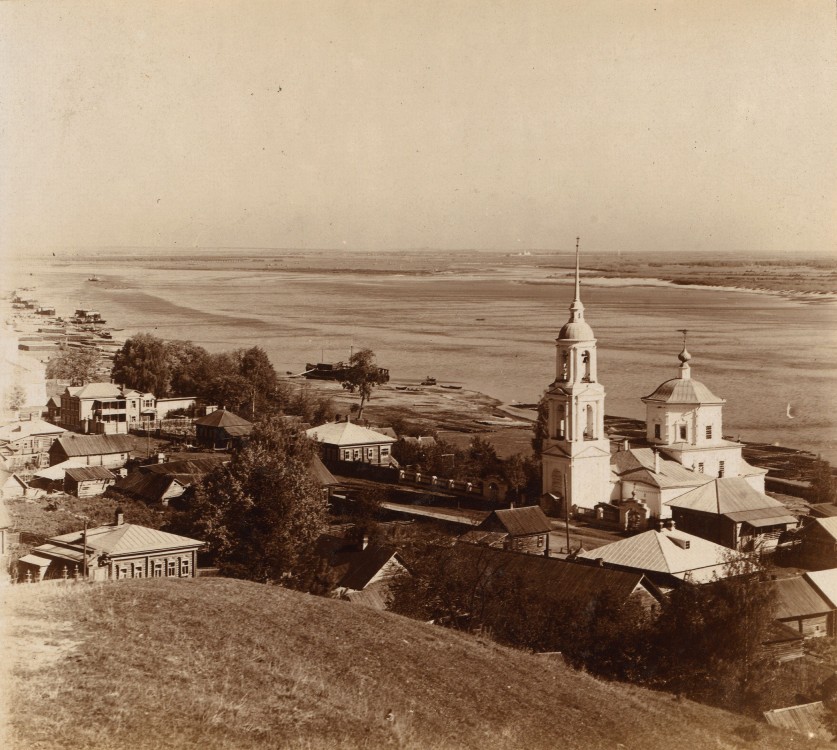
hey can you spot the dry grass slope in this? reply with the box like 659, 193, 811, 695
3, 578, 826, 750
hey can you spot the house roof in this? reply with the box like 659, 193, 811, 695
577, 528, 735, 579
773, 576, 833, 619
0, 469, 28, 491
612, 448, 711, 489
764, 702, 834, 742
71, 382, 123, 399
47, 521, 203, 556
809, 503, 837, 518
33, 458, 88, 481
141, 456, 228, 482
805, 569, 837, 609
642, 377, 724, 405
65, 466, 116, 482
800, 517, 837, 542
53, 434, 135, 457
458, 530, 512, 549
484, 506, 552, 536
314, 535, 403, 591
111, 472, 185, 503
0, 419, 66, 442
306, 421, 397, 447
455, 544, 660, 606
309, 455, 339, 486
666, 477, 792, 517
762, 619, 805, 645
193, 409, 253, 429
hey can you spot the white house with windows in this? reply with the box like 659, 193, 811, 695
306, 419, 397, 467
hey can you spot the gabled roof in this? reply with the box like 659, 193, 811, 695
809, 503, 837, 518
0, 469, 28, 491
800, 517, 837, 542
481, 506, 551, 536
111, 472, 186, 503
577, 528, 735, 580
141, 456, 228, 482
612, 448, 711, 489
454, 544, 661, 606
53, 434, 135, 457
805, 569, 837, 609
71, 382, 123, 399
47, 521, 203, 556
666, 477, 793, 518
308, 455, 338, 486
314, 535, 404, 591
642, 377, 724, 405
33, 458, 88, 481
193, 409, 253, 429
0, 419, 65, 442
773, 576, 833, 619
65, 466, 116, 482
764, 702, 834, 742
306, 421, 397, 447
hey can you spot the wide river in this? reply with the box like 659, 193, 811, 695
7, 251, 837, 463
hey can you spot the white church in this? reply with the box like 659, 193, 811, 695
540, 245, 770, 532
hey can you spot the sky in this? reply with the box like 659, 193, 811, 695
1, 0, 835, 256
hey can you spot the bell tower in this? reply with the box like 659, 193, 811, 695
541, 238, 611, 514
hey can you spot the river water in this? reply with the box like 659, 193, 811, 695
8, 251, 837, 462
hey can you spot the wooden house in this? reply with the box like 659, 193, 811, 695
193, 409, 253, 450
459, 506, 551, 555
17, 509, 204, 582
665, 477, 798, 551
49, 434, 134, 469
60, 383, 156, 434
772, 575, 834, 638
0, 470, 29, 499
63, 466, 116, 497
805, 568, 837, 611
794, 517, 837, 570
761, 620, 805, 663
110, 456, 228, 506
0, 418, 66, 472
306, 419, 396, 467
576, 526, 738, 587
312, 534, 409, 610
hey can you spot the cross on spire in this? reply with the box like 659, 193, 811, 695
569, 236, 584, 321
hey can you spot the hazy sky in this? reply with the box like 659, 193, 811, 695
1, 0, 835, 256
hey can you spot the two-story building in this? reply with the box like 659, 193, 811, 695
60, 383, 156, 434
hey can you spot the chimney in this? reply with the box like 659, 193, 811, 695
667, 519, 676, 531
115, 507, 124, 526
623, 439, 630, 452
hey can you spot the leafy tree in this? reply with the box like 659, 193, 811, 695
503, 454, 527, 504
165, 340, 212, 396
462, 436, 502, 478
111, 333, 171, 396
184, 417, 329, 583
236, 346, 280, 419
531, 397, 548, 455
341, 348, 388, 420
5, 384, 26, 411
45, 347, 100, 386
810, 457, 837, 505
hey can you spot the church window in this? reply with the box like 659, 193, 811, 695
560, 352, 569, 381
581, 351, 591, 382
705, 425, 712, 439
654, 424, 661, 439
550, 469, 564, 496
584, 404, 595, 439
679, 425, 687, 441
718, 461, 725, 478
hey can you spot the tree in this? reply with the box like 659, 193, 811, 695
111, 333, 171, 396
184, 417, 329, 583
5, 384, 26, 412
531, 397, 548, 455
236, 346, 280, 419
165, 340, 211, 396
810, 457, 837, 505
45, 347, 100, 386
502, 454, 527, 504
340, 348, 388, 420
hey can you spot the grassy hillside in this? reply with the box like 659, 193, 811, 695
2, 578, 824, 750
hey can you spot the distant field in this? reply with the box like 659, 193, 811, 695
3, 578, 812, 750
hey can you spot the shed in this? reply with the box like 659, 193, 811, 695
772, 576, 834, 638
49, 434, 135, 469
460, 506, 551, 555
63, 465, 116, 498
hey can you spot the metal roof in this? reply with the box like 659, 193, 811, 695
33, 458, 87, 481
64, 466, 116, 482
803, 517, 837, 541
48, 522, 204, 556
611, 448, 711, 489
193, 409, 253, 428
306, 421, 397, 447
111, 472, 185, 503
666, 477, 790, 516
773, 576, 833, 619
577, 528, 735, 581
18, 554, 53, 567
0, 419, 65, 442
805, 569, 837, 609
53, 434, 135, 457
642, 376, 724, 405
71, 382, 123, 399
727, 509, 798, 526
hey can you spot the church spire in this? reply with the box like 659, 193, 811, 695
569, 236, 584, 322
677, 328, 692, 380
